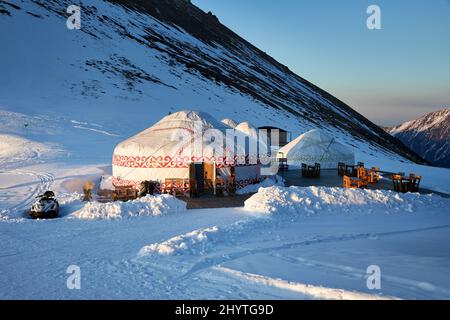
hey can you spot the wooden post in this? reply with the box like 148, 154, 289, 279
213, 162, 217, 195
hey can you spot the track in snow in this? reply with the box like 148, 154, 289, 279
178, 224, 450, 280
0, 169, 55, 215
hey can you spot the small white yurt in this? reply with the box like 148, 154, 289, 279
277, 129, 355, 168
234, 121, 271, 161
112, 111, 261, 193
235, 121, 258, 139
221, 118, 238, 128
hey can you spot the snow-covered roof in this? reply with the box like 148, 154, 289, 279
277, 129, 355, 168
114, 110, 235, 160
221, 118, 238, 128
235, 121, 258, 138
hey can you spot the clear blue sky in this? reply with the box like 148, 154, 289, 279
192, 0, 450, 126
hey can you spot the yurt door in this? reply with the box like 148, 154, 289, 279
193, 163, 204, 195
203, 163, 215, 193
190, 162, 215, 196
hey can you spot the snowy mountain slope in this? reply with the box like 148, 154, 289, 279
0, 0, 425, 164
385, 108, 450, 168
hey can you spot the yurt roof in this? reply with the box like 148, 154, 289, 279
235, 121, 257, 136
221, 118, 238, 128
278, 129, 353, 157
114, 110, 245, 160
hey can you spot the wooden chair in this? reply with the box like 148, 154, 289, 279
392, 174, 407, 193
343, 175, 367, 189
301, 163, 308, 177
408, 175, 421, 192
314, 163, 321, 178
163, 179, 172, 194
227, 174, 236, 196
357, 167, 367, 180
345, 165, 357, 177
367, 167, 380, 184
278, 157, 289, 172
215, 177, 226, 197
179, 178, 191, 196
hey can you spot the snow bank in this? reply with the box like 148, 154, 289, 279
236, 176, 285, 195
138, 226, 219, 256
244, 186, 449, 215
71, 194, 186, 220
138, 217, 269, 257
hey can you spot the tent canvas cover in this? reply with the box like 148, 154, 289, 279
277, 129, 355, 169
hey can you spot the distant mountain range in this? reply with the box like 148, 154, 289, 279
384, 108, 450, 168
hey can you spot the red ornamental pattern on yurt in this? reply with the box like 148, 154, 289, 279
112, 154, 259, 169
111, 176, 258, 192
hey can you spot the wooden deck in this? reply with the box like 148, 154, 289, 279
278, 169, 450, 198
176, 169, 449, 209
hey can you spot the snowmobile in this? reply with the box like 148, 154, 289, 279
29, 191, 59, 219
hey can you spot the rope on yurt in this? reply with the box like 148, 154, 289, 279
320, 138, 335, 162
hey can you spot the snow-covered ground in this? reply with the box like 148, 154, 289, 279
1, 0, 450, 300
1, 185, 450, 299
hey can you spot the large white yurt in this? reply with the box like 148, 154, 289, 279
277, 129, 355, 169
112, 111, 261, 193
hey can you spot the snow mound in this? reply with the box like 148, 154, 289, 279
138, 226, 219, 256
58, 192, 84, 205
244, 186, 449, 215
71, 194, 186, 220
236, 176, 285, 195
138, 217, 269, 257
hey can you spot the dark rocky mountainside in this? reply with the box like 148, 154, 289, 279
385, 108, 450, 168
